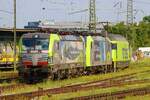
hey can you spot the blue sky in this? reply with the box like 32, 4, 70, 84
0, 0, 150, 28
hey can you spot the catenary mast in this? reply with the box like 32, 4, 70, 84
89, 0, 96, 33
127, 0, 133, 25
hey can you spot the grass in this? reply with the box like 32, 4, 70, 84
40, 58, 150, 100
2, 58, 150, 96
130, 58, 150, 67
0, 81, 18, 87
0, 71, 18, 86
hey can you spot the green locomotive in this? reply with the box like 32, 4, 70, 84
108, 34, 131, 71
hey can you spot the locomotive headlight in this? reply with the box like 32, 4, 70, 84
35, 35, 38, 38
33, 34, 39, 38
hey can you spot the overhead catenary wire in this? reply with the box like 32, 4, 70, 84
1, 0, 149, 29
134, 0, 150, 5
40, 0, 66, 5
68, 9, 88, 15
0, 10, 13, 14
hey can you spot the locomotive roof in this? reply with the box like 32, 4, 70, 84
0, 28, 106, 36
61, 35, 82, 41
108, 34, 127, 41
22, 33, 49, 38
0, 28, 37, 32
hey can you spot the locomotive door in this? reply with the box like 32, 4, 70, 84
53, 41, 62, 64
111, 43, 117, 71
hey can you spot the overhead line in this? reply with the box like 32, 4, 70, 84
68, 9, 88, 15
0, 10, 13, 14
41, 0, 65, 5
134, 0, 150, 5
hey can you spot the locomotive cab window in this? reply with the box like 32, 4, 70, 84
111, 43, 117, 49
22, 38, 49, 50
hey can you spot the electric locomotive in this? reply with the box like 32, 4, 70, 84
108, 34, 131, 70
18, 32, 130, 81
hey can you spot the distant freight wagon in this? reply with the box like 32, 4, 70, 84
0, 40, 19, 69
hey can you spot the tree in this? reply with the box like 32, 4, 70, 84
107, 16, 150, 50
143, 15, 150, 23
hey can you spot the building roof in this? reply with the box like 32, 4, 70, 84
0, 28, 37, 33
108, 34, 127, 41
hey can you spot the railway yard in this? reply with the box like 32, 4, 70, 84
0, 23, 149, 100
0, 58, 150, 100
1, 0, 150, 100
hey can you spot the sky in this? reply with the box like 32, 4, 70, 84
0, 0, 150, 28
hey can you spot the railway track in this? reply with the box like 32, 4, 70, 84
1, 78, 150, 100
70, 86, 150, 100
0, 77, 18, 83
0, 71, 18, 78
1, 70, 150, 100
0, 76, 133, 94
0, 71, 18, 83
0, 70, 137, 93
0, 83, 26, 92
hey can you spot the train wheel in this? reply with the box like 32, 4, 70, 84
51, 72, 57, 80
51, 73, 55, 80
79, 68, 84, 76
111, 65, 114, 72
57, 70, 63, 80
68, 69, 72, 79
76, 68, 81, 76
72, 68, 77, 78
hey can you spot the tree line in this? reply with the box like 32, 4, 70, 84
107, 15, 150, 50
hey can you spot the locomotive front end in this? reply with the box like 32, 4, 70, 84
19, 33, 50, 81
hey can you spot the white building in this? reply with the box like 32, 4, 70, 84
138, 47, 150, 57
